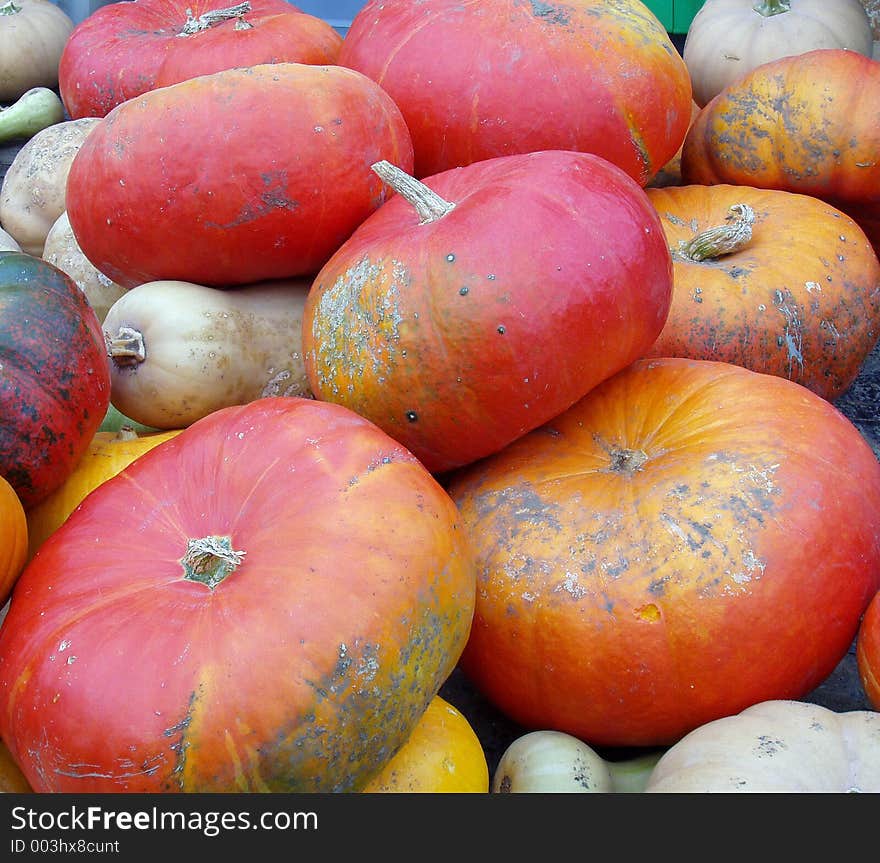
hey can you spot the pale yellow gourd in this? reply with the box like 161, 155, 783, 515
683, 0, 874, 107
646, 700, 880, 792
0, 0, 74, 102
42, 210, 128, 323
103, 278, 314, 429
0, 116, 101, 256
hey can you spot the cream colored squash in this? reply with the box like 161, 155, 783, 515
683, 0, 874, 107
646, 700, 880, 792
0, 0, 73, 102
492, 730, 661, 793
103, 278, 314, 429
43, 210, 128, 323
0, 225, 20, 251
0, 116, 101, 256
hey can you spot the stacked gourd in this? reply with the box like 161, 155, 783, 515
0, 0, 879, 795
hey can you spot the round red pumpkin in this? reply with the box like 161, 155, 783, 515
337, 0, 693, 184
57, 0, 333, 118
446, 357, 880, 747
0, 397, 475, 792
302, 151, 673, 475
65, 63, 414, 288
0, 252, 110, 510
857, 591, 880, 710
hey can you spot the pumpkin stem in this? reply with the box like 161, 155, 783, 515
105, 326, 146, 367
0, 1, 21, 15
752, 0, 791, 16
115, 425, 141, 442
179, 2, 251, 35
181, 536, 246, 589
371, 160, 456, 224
676, 203, 755, 262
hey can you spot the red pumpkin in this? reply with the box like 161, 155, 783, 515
0, 397, 475, 792
65, 63, 414, 288
446, 357, 880, 747
302, 152, 673, 475
0, 252, 110, 509
857, 591, 880, 710
153, 9, 343, 89
57, 0, 331, 118
337, 0, 693, 184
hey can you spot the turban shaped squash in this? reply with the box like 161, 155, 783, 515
65, 62, 414, 288
302, 152, 673, 474
337, 0, 693, 184
445, 357, 880, 748
645, 183, 880, 401
0, 397, 476, 792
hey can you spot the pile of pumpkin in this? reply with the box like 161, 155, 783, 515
0, 0, 879, 794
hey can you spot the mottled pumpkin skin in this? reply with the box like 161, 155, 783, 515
446, 357, 880, 747
646, 184, 880, 401
58, 0, 301, 118
857, 591, 880, 710
152, 10, 343, 89
0, 252, 110, 510
65, 63, 414, 288
303, 150, 673, 475
0, 397, 476, 793
681, 49, 880, 223
338, 0, 693, 184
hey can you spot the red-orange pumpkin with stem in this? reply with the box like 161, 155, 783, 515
446, 357, 880, 748
0, 397, 475, 792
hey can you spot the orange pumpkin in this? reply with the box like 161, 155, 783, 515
857, 591, 880, 709
26, 426, 183, 562
446, 357, 880, 748
681, 49, 880, 243
645, 184, 880, 401
0, 474, 27, 607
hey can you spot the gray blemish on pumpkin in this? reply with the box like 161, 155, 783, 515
203, 171, 299, 229
753, 735, 787, 758
773, 289, 805, 378
527, 0, 571, 25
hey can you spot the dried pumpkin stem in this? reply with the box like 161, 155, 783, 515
115, 426, 140, 442
371, 160, 456, 224
105, 326, 146, 367
0, 2, 22, 16
179, 2, 251, 35
676, 203, 755, 262
181, 536, 246, 589
753, 0, 791, 17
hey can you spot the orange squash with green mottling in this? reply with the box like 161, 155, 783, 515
0, 397, 475, 792
645, 184, 880, 401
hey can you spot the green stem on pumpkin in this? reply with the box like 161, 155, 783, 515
179, 1, 251, 35
676, 203, 756, 262
181, 536, 246, 589
0, 1, 21, 15
105, 326, 146, 367
371, 160, 456, 224
753, 0, 791, 17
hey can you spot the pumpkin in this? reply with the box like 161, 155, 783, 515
645, 700, 880, 792
0, 473, 26, 607
302, 154, 673, 475
152, 7, 343, 89
0, 86, 64, 144
445, 356, 880, 748
492, 730, 661, 794
680, 49, 880, 244
57, 0, 308, 119
25, 425, 183, 563
644, 184, 880, 401
0, 117, 101, 257
0, 252, 110, 510
0, 397, 476, 792
102, 278, 313, 430
65, 63, 414, 289
0, 0, 74, 102
0, 226, 19, 252
683, 0, 874, 108
364, 696, 489, 793
0, 737, 30, 793
337, 0, 693, 185
42, 211, 128, 324
856, 591, 880, 709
